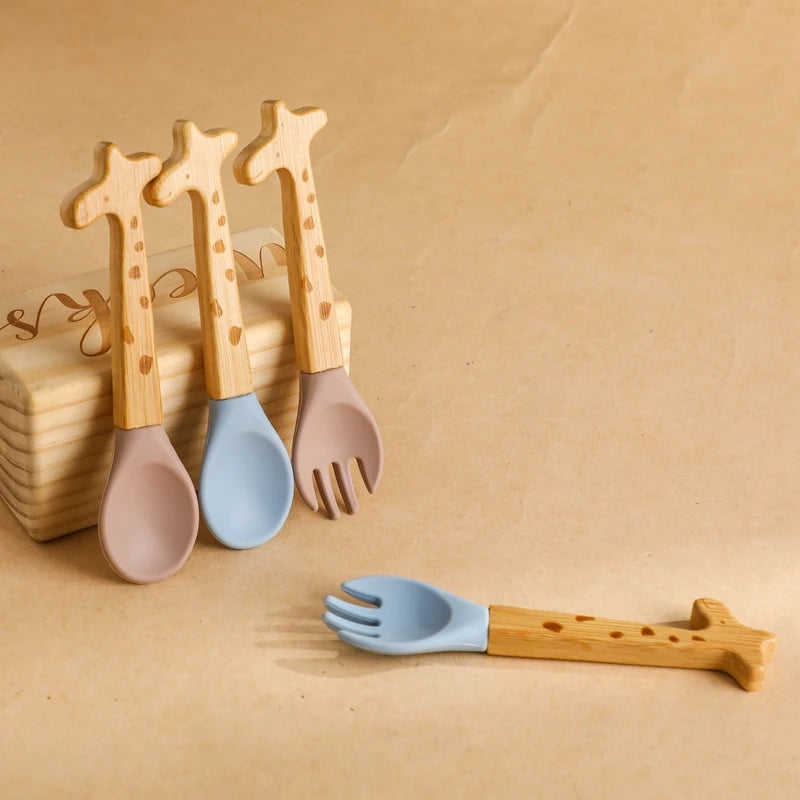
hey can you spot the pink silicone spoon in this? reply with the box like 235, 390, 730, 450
61, 143, 199, 583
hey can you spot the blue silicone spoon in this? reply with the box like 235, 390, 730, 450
145, 121, 293, 548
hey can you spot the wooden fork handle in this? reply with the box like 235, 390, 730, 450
487, 599, 776, 691
234, 100, 343, 374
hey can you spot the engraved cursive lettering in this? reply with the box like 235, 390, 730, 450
1, 246, 288, 358
151, 267, 197, 299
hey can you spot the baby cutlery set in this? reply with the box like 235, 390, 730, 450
61, 101, 383, 584
57, 101, 774, 690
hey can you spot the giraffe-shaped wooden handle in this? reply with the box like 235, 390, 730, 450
144, 121, 252, 400
234, 100, 343, 374
61, 143, 163, 429
487, 598, 776, 690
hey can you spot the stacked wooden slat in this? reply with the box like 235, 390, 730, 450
0, 227, 351, 540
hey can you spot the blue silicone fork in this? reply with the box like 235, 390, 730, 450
323, 576, 775, 690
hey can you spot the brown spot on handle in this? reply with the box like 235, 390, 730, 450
134, 241, 144, 252
130, 216, 138, 229
315, 245, 325, 257
669, 635, 680, 643
185, 173, 190, 180
641, 627, 655, 636
692, 635, 706, 641
609, 631, 624, 639
129, 265, 141, 279
319, 301, 332, 320
213, 239, 226, 253
225, 268, 235, 281
122, 326, 134, 344
210, 299, 223, 317
302, 276, 314, 293
212, 190, 220, 204
228, 326, 242, 345
542, 621, 563, 633
139, 355, 153, 374
575, 615, 595, 622
218, 215, 226, 226
307, 193, 316, 203
303, 217, 315, 230
139, 296, 150, 309
302, 168, 309, 181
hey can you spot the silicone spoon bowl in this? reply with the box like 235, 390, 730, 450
145, 121, 293, 548
198, 393, 293, 548
324, 576, 777, 690
61, 143, 199, 582
99, 426, 198, 582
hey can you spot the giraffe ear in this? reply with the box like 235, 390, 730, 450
143, 168, 173, 207
217, 129, 238, 158
292, 107, 328, 138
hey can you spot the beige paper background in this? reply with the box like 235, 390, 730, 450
1, 1, 798, 797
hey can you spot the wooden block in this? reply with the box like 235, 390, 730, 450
0, 226, 352, 541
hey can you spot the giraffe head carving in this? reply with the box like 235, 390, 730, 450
233, 100, 327, 186
61, 142, 161, 229
144, 121, 238, 208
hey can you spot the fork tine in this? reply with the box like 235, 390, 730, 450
324, 595, 379, 625
356, 444, 382, 494
314, 468, 340, 520
341, 577, 383, 606
337, 629, 400, 654
293, 467, 318, 512
333, 461, 359, 514
322, 611, 380, 638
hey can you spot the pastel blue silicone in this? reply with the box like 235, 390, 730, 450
323, 576, 489, 655
198, 392, 293, 549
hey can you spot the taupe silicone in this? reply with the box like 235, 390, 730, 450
291, 367, 383, 518
98, 426, 199, 583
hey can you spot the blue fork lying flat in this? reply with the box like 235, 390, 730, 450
323, 576, 775, 690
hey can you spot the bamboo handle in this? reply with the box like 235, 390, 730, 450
144, 121, 252, 400
487, 598, 776, 691
234, 100, 343, 374
60, 143, 163, 429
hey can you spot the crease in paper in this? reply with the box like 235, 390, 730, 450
397, 1, 579, 166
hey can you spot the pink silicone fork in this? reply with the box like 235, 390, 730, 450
234, 101, 383, 519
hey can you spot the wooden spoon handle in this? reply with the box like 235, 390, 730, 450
61, 143, 163, 429
487, 598, 776, 690
145, 121, 252, 400
234, 100, 343, 374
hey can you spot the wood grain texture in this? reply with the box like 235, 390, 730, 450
0, 228, 351, 540
144, 121, 253, 400
487, 598, 776, 690
60, 143, 163, 429
234, 100, 343, 374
